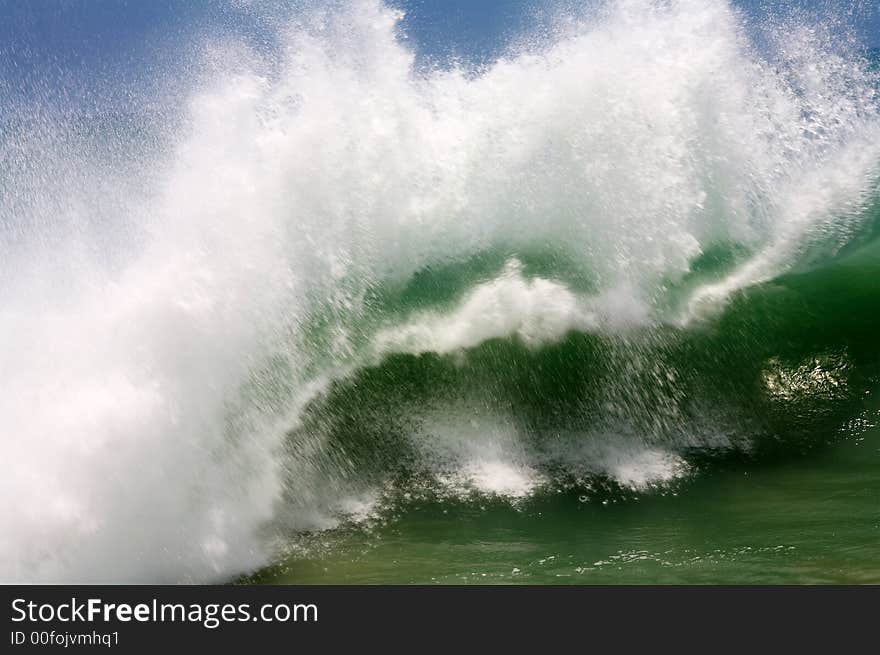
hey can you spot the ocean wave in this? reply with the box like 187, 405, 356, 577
1, 0, 878, 583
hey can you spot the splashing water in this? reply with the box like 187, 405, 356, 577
1, 0, 879, 582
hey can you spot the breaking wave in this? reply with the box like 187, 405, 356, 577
1, 0, 878, 582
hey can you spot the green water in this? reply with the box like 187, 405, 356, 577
252, 423, 879, 584
246, 224, 880, 585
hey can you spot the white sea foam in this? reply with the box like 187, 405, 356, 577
373, 260, 598, 354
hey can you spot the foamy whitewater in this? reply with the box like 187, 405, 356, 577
1, 0, 879, 582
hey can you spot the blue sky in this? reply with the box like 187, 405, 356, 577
1, 0, 877, 107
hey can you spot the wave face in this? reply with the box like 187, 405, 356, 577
1, 0, 879, 582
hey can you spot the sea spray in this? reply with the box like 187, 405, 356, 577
1, 0, 878, 583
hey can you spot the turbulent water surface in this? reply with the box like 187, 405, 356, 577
1, 0, 879, 583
